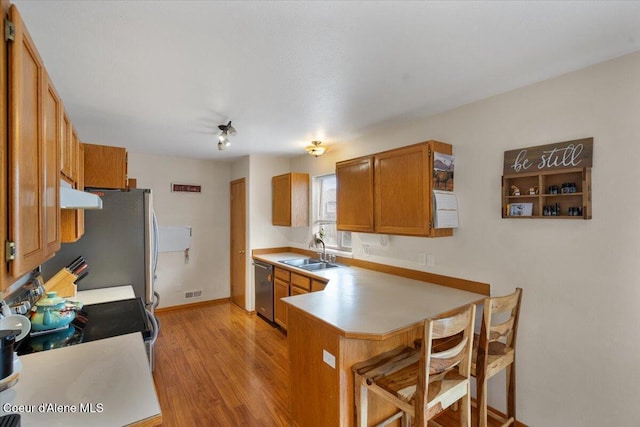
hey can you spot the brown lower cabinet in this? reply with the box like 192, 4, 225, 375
290, 286, 308, 296
273, 266, 327, 331
273, 268, 289, 329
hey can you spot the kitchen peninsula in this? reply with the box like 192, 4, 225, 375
253, 252, 488, 427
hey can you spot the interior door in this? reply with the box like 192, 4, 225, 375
230, 178, 247, 309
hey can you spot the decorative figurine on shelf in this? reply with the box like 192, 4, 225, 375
510, 185, 520, 196
529, 186, 539, 195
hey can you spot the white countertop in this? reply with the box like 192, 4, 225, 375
71, 285, 136, 305
254, 252, 484, 339
0, 333, 161, 426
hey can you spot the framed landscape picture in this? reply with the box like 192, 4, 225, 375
433, 152, 455, 191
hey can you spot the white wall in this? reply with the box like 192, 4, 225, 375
280, 52, 640, 426
231, 155, 292, 311
248, 155, 292, 249
128, 152, 231, 308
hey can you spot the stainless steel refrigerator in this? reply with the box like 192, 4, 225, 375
42, 189, 159, 310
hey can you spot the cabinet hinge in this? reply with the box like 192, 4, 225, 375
429, 221, 433, 230
4, 19, 15, 42
5, 241, 16, 261
428, 147, 432, 158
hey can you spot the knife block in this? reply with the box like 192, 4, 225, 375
44, 269, 78, 298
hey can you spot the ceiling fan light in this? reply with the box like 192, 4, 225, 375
216, 120, 236, 152
305, 140, 327, 157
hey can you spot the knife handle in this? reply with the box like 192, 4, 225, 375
73, 263, 89, 277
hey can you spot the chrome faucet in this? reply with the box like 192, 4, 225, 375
314, 237, 326, 261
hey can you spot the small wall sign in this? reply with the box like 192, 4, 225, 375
171, 183, 201, 193
503, 137, 593, 175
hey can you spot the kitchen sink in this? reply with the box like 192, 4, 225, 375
298, 262, 341, 271
280, 258, 323, 267
279, 258, 342, 271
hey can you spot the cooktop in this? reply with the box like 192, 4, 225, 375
17, 298, 152, 356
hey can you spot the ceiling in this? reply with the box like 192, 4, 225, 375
11, 1, 640, 161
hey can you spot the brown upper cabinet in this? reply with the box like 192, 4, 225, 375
61, 142, 85, 242
70, 127, 80, 181
60, 112, 85, 242
336, 156, 375, 232
5, 4, 61, 282
84, 143, 128, 189
336, 140, 453, 238
1, 3, 8, 291
272, 173, 309, 227
60, 112, 80, 183
60, 111, 72, 179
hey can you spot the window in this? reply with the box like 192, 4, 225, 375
314, 174, 351, 251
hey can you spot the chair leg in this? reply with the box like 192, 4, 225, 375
477, 373, 488, 427
460, 383, 471, 427
506, 361, 516, 422
355, 373, 361, 424
402, 412, 411, 427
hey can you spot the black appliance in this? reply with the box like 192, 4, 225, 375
254, 261, 274, 323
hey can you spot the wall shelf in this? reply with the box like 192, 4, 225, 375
502, 167, 592, 219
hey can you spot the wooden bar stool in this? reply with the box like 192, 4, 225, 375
352, 304, 476, 427
474, 288, 522, 427
412, 288, 523, 427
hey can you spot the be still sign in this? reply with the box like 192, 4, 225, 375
503, 138, 593, 175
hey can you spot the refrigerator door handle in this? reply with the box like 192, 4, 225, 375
144, 191, 155, 306
152, 291, 160, 310
152, 211, 159, 277
146, 308, 160, 347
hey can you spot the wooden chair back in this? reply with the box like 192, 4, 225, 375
475, 287, 522, 427
477, 287, 522, 365
416, 303, 475, 425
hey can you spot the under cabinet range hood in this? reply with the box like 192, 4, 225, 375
60, 180, 103, 210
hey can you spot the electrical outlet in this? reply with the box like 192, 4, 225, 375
427, 254, 435, 267
323, 350, 336, 369
418, 253, 427, 265
176, 283, 182, 291
362, 245, 370, 256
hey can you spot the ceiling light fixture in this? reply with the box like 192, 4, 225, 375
217, 121, 236, 151
305, 140, 326, 157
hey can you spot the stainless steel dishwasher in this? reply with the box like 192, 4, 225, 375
254, 260, 274, 323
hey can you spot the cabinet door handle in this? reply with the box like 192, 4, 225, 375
238, 250, 245, 254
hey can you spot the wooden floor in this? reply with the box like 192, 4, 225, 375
153, 302, 507, 427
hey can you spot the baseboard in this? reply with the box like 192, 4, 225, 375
155, 297, 230, 313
